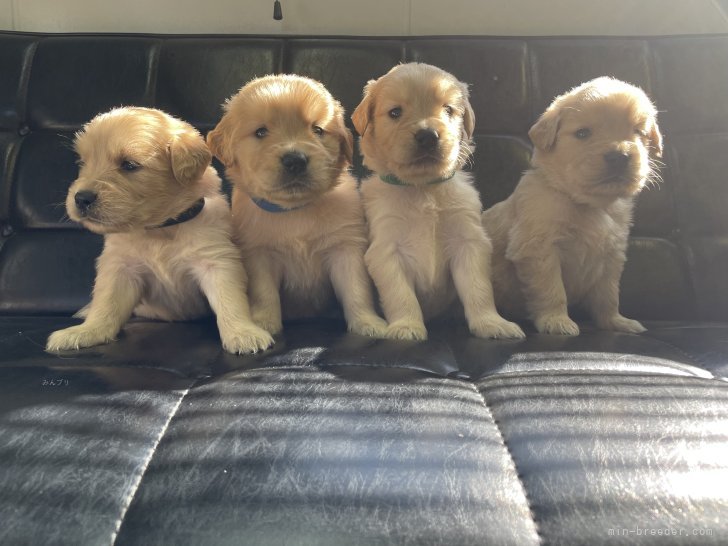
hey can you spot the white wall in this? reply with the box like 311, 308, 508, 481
0, 0, 13, 31
2, 0, 728, 35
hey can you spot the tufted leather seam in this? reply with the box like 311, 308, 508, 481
215, 362, 460, 379
109, 379, 197, 545
0, 39, 38, 224
319, 361, 456, 376
144, 40, 162, 108
470, 381, 542, 545
17, 39, 39, 128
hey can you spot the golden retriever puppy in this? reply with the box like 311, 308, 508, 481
46, 107, 273, 354
352, 63, 525, 341
482, 77, 663, 335
206, 75, 387, 337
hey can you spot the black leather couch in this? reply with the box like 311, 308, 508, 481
1, 32, 727, 545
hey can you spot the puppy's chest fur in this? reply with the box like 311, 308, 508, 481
101, 197, 232, 320
232, 178, 368, 314
363, 175, 481, 316
557, 200, 632, 298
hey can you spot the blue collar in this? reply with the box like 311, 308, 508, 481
251, 196, 306, 213
379, 171, 456, 186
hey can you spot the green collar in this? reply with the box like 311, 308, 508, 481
379, 171, 456, 187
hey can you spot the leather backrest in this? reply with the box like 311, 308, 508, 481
0, 33, 725, 320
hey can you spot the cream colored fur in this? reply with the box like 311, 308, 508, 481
46, 107, 273, 354
353, 63, 525, 341
207, 75, 387, 337
482, 77, 663, 335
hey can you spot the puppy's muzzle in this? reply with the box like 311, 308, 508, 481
280, 151, 308, 176
74, 190, 97, 216
415, 128, 439, 151
603, 151, 631, 176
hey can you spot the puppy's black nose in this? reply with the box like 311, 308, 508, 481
415, 128, 439, 150
604, 151, 631, 173
281, 151, 308, 176
74, 190, 97, 214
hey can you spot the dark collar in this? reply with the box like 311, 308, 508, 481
379, 171, 456, 186
251, 196, 307, 213
147, 198, 205, 230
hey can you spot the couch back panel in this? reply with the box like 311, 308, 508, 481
0, 32, 724, 320
155, 38, 283, 130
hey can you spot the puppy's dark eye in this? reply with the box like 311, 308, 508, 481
389, 107, 402, 119
120, 160, 141, 172
312, 125, 324, 136
444, 105, 454, 116
255, 127, 268, 138
574, 128, 592, 140
635, 127, 647, 137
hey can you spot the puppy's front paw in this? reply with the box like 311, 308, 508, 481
46, 324, 116, 351
535, 314, 580, 336
251, 309, 283, 335
470, 314, 526, 339
597, 315, 646, 334
348, 315, 388, 338
221, 325, 274, 355
385, 320, 428, 341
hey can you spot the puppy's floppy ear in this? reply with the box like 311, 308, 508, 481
459, 82, 476, 140
340, 126, 354, 165
352, 79, 377, 137
529, 106, 561, 151
206, 118, 235, 167
332, 102, 354, 165
170, 128, 211, 185
648, 119, 663, 158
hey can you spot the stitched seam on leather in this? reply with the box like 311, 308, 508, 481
109, 381, 196, 545
470, 382, 542, 545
